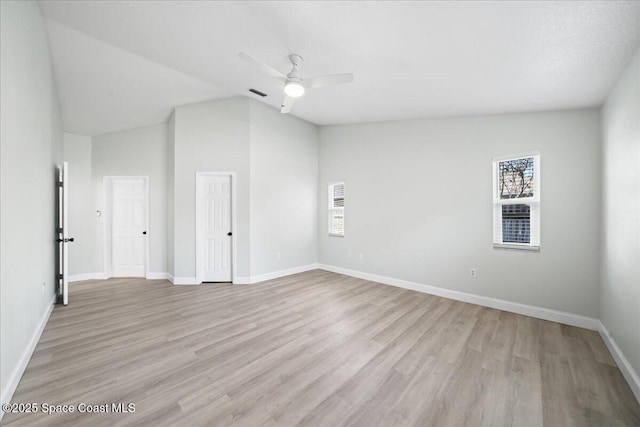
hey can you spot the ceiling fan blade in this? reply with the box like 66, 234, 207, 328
281, 96, 294, 114
304, 73, 354, 89
238, 52, 286, 81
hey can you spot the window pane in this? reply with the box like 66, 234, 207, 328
330, 210, 344, 235
498, 157, 534, 199
502, 204, 530, 243
328, 183, 345, 236
332, 183, 344, 207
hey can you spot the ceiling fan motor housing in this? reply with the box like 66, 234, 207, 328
287, 54, 303, 79
288, 54, 303, 66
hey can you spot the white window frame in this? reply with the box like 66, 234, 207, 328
328, 181, 345, 237
492, 153, 540, 251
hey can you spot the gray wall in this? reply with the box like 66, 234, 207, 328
0, 0, 63, 402
602, 47, 640, 376
63, 133, 95, 276
249, 101, 318, 276
62, 97, 319, 282
92, 123, 169, 274
167, 112, 175, 276
318, 110, 601, 317
173, 98, 251, 279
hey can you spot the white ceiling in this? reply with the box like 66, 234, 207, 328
41, 1, 640, 136
45, 20, 230, 136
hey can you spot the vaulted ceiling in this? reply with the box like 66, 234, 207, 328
40, 1, 640, 136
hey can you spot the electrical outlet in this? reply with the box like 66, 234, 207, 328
276, 252, 281, 260
347, 251, 351, 258
470, 268, 477, 278
359, 253, 364, 260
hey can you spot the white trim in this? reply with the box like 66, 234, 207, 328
598, 321, 640, 403
233, 276, 252, 285
146, 272, 171, 280
103, 176, 150, 279
67, 273, 107, 282
492, 150, 542, 162
493, 243, 540, 252
317, 264, 599, 330
1, 295, 56, 420
102, 177, 111, 278
229, 264, 319, 285
248, 264, 320, 284
195, 172, 237, 285
171, 277, 199, 285
70, 272, 169, 282
62, 162, 69, 305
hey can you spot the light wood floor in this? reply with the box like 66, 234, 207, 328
4, 270, 639, 426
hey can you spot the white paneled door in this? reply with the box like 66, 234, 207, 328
197, 175, 232, 282
111, 178, 147, 277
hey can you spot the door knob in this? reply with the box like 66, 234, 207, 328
227, 232, 232, 236
143, 231, 147, 235
64, 238, 74, 243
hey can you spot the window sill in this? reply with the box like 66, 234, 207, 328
493, 243, 540, 252
328, 233, 344, 238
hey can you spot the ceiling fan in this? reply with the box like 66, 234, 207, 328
239, 52, 354, 113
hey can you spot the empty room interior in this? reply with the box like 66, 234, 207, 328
1, 1, 640, 425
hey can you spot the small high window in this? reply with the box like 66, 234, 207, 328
328, 182, 345, 236
493, 154, 540, 250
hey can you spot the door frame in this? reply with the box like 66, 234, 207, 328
58, 162, 69, 305
195, 171, 237, 284
103, 176, 150, 279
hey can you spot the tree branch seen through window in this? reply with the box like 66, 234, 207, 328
499, 157, 534, 199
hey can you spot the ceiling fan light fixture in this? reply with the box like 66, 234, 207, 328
284, 80, 305, 98
238, 52, 354, 114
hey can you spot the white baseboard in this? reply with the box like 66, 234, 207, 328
598, 322, 640, 403
170, 276, 199, 285
168, 264, 320, 286
233, 276, 251, 285
1, 295, 56, 420
70, 272, 174, 282
247, 263, 319, 284
317, 264, 600, 331
146, 272, 170, 280
67, 273, 94, 282
170, 276, 251, 285
68, 272, 106, 282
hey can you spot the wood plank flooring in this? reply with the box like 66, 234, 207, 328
3, 270, 639, 426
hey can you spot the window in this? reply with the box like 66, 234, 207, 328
493, 154, 540, 250
328, 182, 345, 236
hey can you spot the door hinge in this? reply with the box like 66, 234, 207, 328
57, 182, 63, 188
58, 274, 63, 280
